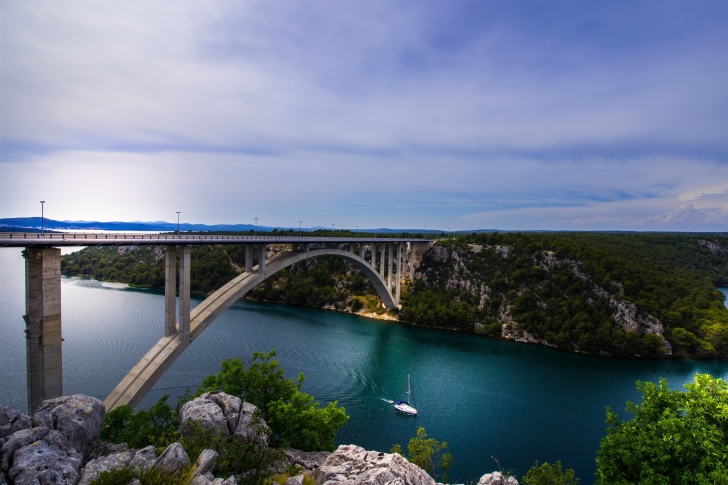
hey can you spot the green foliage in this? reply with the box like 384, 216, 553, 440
401, 233, 728, 357
596, 373, 728, 484
101, 394, 183, 450
523, 461, 579, 485
196, 350, 349, 451
181, 428, 282, 485
391, 427, 452, 482
89, 465, 194, 485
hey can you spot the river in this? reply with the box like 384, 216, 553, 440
1, 247, 727, 483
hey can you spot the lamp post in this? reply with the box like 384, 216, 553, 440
299, 221, 302, 237
254, 218, 258, 236
40, 201, 45, 236
176, 211, 180, 236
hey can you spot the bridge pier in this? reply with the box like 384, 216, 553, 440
23, 247, 63, 413
370, 243, 376, 269
359, 243, 365, 259
388, 244, 393, 291
379, 244, 385, 278
178, 245, 191, 343
395, 243, 402, 304
245, 245, 253, 272
164, 246, 176, 337
258, 245, 267, 275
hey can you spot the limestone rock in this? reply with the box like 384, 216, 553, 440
283, 448, 331, 472
0, 471, 7, 484
33, 394, 105, 458
130, 445, 157, 469
180, 399, 229, 438
181, 392, 269, 445
319, 444, 436, 485
193, 449, 219, 477
286, 475, 305, 485
77, 451, 133, 485
234, 402, 269, 445
154, 442, 190, 474
478, 471, 519, 485
4, 429, 82, 485
0, 406, 32, 444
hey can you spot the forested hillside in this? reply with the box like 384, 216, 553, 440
60, 232, 728, 358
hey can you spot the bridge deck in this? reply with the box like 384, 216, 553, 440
0, 232, 431, 248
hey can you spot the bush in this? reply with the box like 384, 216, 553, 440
89, 465, 194, 485
523, 461, 579, 485
196, 350, 349, 451
101, 394, 184, 451
391, 427, 452, 482
596, 373, 728, 484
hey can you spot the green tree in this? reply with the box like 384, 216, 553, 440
523, 461, 579, 485
101, 394, 183, 450
391, 427, 452, 482
197, 350, 349, 451
596, 373, 728, 484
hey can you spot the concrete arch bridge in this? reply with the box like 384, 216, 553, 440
0, 233, 432, 412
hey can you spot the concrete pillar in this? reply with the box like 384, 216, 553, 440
388, 244, 393, 291
24, 247, 63, 412
349, 243, 355, 254
395, 243, 403, 304
379, 243, 385, 277
178, 245, 191, 343
245, 245, 253, 272
370, 243, 376, 269
164, 246, 177, 337
258, 244, 267, 275
409, 242, 414, 280
359, 243, 365, 259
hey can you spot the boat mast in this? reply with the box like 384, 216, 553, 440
407, 374, 411, 402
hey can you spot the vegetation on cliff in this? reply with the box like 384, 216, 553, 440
61, 231, 728, 358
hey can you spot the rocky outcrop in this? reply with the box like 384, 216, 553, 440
1, 427, 83, 485
77, 445, 156, 485
478, 471, 519, 485
283, 448, 331, 472
318, 444, 436, 485
181, 392, 269, 445
32, 394, 105, 459
0, 408, 32, 447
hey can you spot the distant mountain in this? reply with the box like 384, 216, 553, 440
0, 217, 457, 234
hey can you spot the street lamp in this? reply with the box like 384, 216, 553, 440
331, 224, 335, 232
299, 221, 302, 237
40, 201, 45, 236
254, 218, 258, 235
176, 211, 180, 236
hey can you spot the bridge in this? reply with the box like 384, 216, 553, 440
0, 232, 433, 412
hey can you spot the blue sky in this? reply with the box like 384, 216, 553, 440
1, 0, 727, 231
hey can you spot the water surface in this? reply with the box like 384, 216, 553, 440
2, 248, 727, 483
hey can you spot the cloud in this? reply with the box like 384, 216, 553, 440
1, 1, 727, 230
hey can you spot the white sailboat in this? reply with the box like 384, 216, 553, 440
394, 374, 418, 415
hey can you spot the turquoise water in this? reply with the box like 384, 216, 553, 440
2, 248, 728, 483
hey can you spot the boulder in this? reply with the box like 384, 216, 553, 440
234, 402, 269, 445
32, 394, 105, 458
478, 471, 520, 485
77, 451, 133, 485
130, 445, 157, 469
286, 475, 305, 485
319, 444, 436, 485
180, 399, 229, 438
193, 449, 219, 477
283, 448, 331, 472
154, 442, 190, 474
0, 406, 32, 445
181, 392, 269, 445
2, 428, 82, 485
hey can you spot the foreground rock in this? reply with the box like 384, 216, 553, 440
0, 408, 32, 447
1, 427, 83, 485
180, 391, 269, 445
478, 471, 520, 485
32, 394, 106, 459
318, 444, 436, 485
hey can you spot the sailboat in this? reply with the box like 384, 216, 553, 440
394, 374, 418, 415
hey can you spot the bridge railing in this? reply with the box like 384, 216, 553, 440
0, 232, 429, 243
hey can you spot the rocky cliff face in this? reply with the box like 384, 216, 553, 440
404, 241, 673, 358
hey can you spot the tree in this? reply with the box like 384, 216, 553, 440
391, 427, 452, 482
197, 350, 349, 451
596, 373, 728, 484
523, 461, 579, 485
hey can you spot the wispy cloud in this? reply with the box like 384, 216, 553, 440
1, 1, 727, 230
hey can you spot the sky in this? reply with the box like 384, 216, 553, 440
1, 1, 727, 231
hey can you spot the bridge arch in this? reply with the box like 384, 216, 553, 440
104, 247, 399, 411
